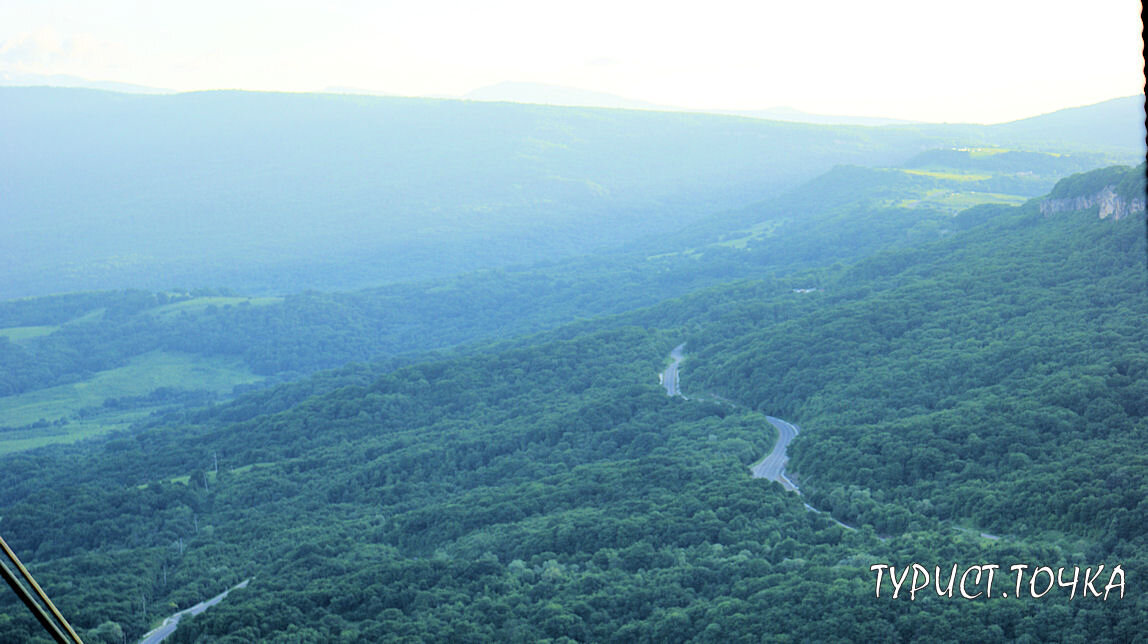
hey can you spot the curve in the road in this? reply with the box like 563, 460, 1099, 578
658, 345, 854, 531
750, 416, 801, 492
661, 343, 686, 397
749, 417, 855, 530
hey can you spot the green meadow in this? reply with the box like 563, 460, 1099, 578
0, 351, 261, 454
710, 219, 788, 249
891, 189, 1029, 211
0, 325, 59, 342
149, 296, 283, 319
901, 168, 993, 181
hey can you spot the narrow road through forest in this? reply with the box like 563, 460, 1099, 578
661, 345, 855, 531
139, 579, 250, 644
750, 418, 855, 530
751, 417, 800, 492
661, 343, 685, 397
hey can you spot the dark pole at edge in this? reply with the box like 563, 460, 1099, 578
0, 556, 70, 643
0, 533, 82, 643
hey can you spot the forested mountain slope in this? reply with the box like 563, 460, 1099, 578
987, 95, 1147, 153
680, 165, 1147, 535
0, 165, 1144, 642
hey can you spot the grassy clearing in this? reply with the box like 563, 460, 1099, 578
888, 189, 1027, 212
66, 308, 106, 325
645, 249, 704, 261
646, 220, 786, 260
902, 169, 993, 182
0, 414, 147, 455
963, 147, 1009, 158
139, 462, 278, 488
0, 350, 260, 426
149, 296, 283, 319
0, 325, 59, 342
228, 462, 275, 475
711, 219, 787, 249
0, 351, 262, 454
931, 191, 1027, 209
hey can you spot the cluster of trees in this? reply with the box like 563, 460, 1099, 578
1047, 163, 1147, 201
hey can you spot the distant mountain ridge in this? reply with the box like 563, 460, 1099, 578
459, 82, 1144, 131
4, 73, 1142, 131
463, 81, 921, 125
462, 81, 667, 111
714, 105, 920, 126
0, 71, 172, 94
989, 95, 1146, 153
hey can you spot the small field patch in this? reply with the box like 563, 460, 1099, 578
902, 169, 993, 182
0, 325, 59, 342
0, 351, 262, 454
150, 296, 283, 319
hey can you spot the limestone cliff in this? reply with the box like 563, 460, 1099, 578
1039, 184, 1146, 220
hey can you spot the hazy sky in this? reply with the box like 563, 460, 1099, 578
0, 0, 1142, 123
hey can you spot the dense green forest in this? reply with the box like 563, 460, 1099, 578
0, 160, 1144, 641
683, 167, 1148, 536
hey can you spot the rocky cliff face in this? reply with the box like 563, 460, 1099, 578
1039, 185, 1146, 220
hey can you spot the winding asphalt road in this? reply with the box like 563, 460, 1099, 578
751, 417, 801, 492
751, 418, 855, 530
661, 344, 685, 397
139, 579, 250, 644
659, 345, 854, 530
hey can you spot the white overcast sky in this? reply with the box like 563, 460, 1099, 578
0, 0, 1143, 123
